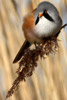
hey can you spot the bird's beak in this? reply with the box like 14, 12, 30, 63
39, 13, 43, 18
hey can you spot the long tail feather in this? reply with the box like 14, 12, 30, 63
13, 40, 31, 63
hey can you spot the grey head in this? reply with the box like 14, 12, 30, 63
34, 1, 62, 26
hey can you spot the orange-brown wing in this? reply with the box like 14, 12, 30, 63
13, 9, 36, 63
23, 8, 36, 30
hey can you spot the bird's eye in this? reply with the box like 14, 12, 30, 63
43, 10, 54, 22
35, 16, 39, 25
44, 10, 47, 14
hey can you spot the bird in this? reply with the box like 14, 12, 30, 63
13, 1, 62, 63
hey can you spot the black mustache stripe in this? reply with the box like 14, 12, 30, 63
43, 11, 54, 22
35, 16, 39, 25
35, 11, 54, 25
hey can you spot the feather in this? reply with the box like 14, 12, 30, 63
13, 40, 31, 63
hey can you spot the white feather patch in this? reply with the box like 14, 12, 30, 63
34, 16, 59, 37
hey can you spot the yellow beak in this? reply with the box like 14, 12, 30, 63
39, 13, 43, 18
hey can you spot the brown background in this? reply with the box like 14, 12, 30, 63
0, 0, 67, 100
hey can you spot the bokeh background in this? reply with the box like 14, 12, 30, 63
0, 0, 67, 100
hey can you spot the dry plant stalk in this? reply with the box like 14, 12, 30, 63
6, 24, 67, 98
6, 36, 59, 98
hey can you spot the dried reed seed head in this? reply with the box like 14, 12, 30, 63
6, 36, 59, 98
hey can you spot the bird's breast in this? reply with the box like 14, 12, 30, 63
34, 16, 61, 38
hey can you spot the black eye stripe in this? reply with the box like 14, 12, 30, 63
35, 10, 54, 25
35, 16, 39, 25
43, 11, 54, 22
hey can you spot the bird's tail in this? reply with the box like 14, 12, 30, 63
13, 40, 31, 63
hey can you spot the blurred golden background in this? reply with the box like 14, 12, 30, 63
0, 0, 67, 100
